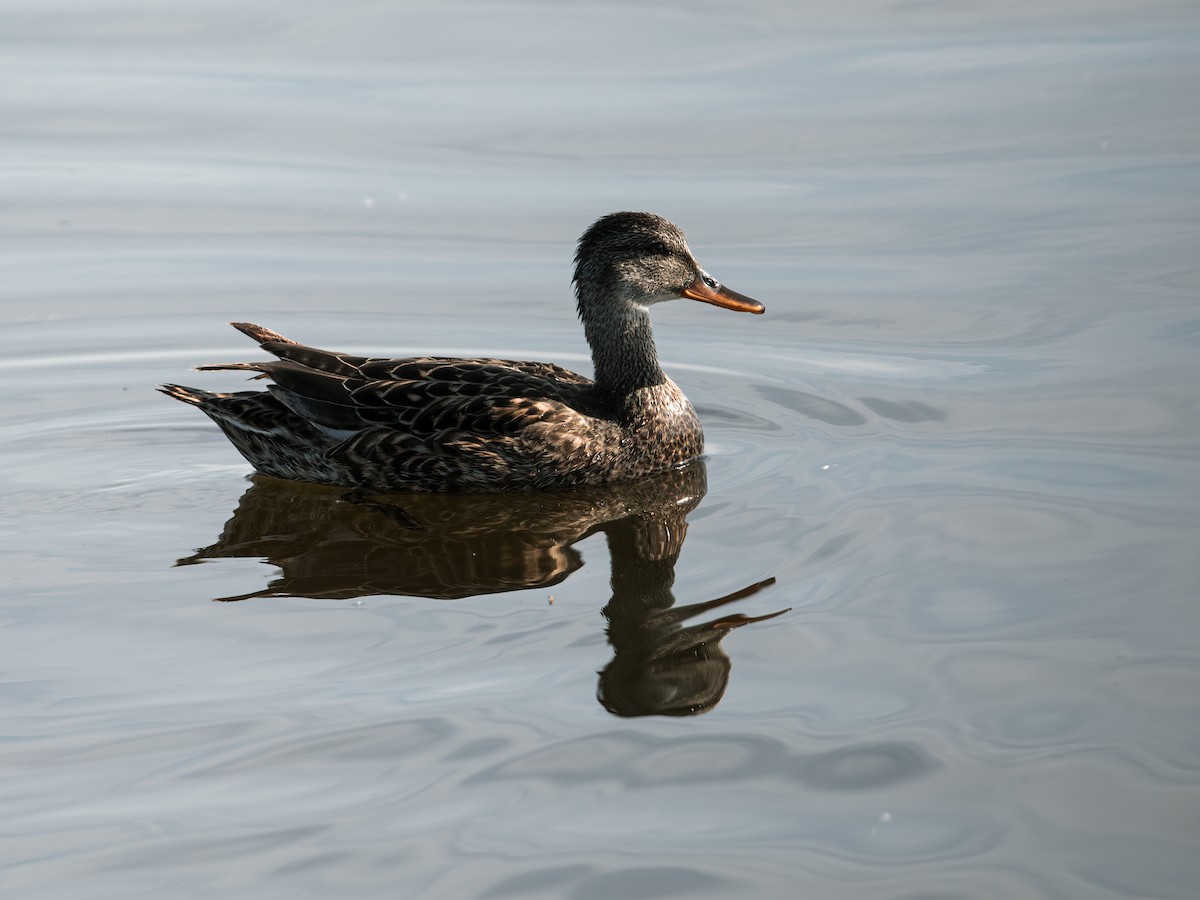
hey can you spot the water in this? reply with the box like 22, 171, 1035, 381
3, 2, 1199, 898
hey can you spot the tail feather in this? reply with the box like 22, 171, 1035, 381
194, 362, 271, 378
223, 322, 367, 378
159, 380, 344, 483
163, 323, 373, 486
231, 322, 297, 345
159, 383, 217, 405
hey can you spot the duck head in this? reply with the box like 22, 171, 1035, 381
573, 212, 764, 318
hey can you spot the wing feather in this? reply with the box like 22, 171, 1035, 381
209, 323, 605, 451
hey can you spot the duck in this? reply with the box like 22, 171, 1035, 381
160, 211, 764, 492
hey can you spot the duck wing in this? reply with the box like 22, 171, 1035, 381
196, 323, 610, 464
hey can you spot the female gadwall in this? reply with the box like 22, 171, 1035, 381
161, 211, 763, 492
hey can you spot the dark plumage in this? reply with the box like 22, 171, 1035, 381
161, 212, 764, 492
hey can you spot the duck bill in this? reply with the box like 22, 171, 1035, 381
681, 273, 765, 314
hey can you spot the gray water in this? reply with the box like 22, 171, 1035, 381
3, 2, 1199, 898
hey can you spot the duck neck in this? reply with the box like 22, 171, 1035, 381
582, 300, 666, 399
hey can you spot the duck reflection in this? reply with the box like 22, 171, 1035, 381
179, 461, 786, 716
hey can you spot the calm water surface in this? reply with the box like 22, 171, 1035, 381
2, 2, 1199, 898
